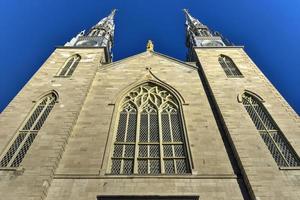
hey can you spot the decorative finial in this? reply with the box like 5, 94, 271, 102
146, 40, 154, 51
108, 9, 117, 19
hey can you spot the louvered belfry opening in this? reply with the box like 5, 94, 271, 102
218, 55, 243, 77
111, 83, 191, 175
58, 54, 81, 77
0, 93, 57, 167
242, 93, 300, 167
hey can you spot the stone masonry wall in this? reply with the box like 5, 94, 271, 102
194, 47, 300, 200
0, 47, 105, 199
46, 52, 247, 200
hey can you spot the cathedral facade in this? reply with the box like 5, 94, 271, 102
0, 9, 299, 200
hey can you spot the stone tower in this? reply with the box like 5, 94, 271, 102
184, 9, 300, 200
0, 9, 299, 200
65, 9, 116, 62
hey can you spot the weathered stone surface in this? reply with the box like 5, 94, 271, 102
194, 47, 300, 200
0, 48, 298, 200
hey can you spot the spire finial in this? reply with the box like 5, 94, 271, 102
183, 9, 204, 27
108, 9, 117, 19
146, 40, 154, 51
96, 9, 117, 26
183, 9, 229, 61
183, 9, 191, 18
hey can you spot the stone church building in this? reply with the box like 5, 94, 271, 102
0, 9, 299, 200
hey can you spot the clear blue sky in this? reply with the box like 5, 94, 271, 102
0, 0, 299, 114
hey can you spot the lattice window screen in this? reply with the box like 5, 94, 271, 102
111, 83, 190, 175
0, 93, 57, 167
219, 55, 243, 77
242, 93, 300, 167
111, 103, 137, 174
57, 54, 81, 77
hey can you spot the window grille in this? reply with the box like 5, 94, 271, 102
111, 83, 190, 175
242, 93, 300, 167
57, 54, 81, 77
0, 93, 57, 167
218, 55, 243, 77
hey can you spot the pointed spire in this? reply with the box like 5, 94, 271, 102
183, 9, 205, 29
95, 9, 116, 27
183, 9, 210, 38
64, 9, 117, 63
89, 9, 116, 38
183, 9, 229, 61
106, 9, 116, 20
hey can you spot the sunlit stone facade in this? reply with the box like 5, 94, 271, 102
0, 9, 299, 200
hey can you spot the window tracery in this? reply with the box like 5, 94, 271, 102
111, 83, 190, 175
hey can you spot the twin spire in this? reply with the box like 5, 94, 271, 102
183, 9, 233, 61
183, 9, 206, 30
91, 9, 116, 37
64, 9, 117, 62
65, 9, 231, 62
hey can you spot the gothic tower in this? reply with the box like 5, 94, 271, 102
65, 9, 116, 62
0, 9, 299, 200
184, 9, 300, 200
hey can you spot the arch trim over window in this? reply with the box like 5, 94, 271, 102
237, 90, 264, 103
112, 77, 186, 106
35, 89, 59, 103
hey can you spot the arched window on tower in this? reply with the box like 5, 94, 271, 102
89, 28, 100, 36
99, 29, 106, 37
57, 54, 81, 77
218, 55, 243, 77
110, 83, 191, 175
0, 92, 58, 167
199, 29, 210, 37
242, 92, 300, 167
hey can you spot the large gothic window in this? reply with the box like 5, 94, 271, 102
0, 92, 57, 167
57, 54, 81, 77
111, 83, 191, 175
218, 55, 243, 77
242, 92, 300, 167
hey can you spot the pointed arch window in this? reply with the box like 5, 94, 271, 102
57, 54, 81, 77
89, 28, 100, 36
242, 92, 300, 167
198, 29, 210, 37
111, 83, 191, 175
0, 92, 57, 167
219, 55, 243, 77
